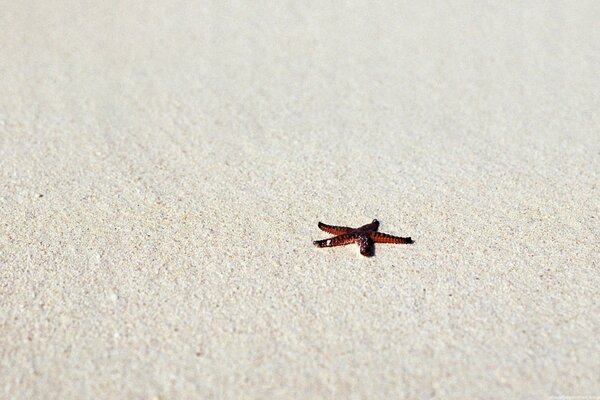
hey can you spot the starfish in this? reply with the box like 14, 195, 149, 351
313, 219, 414, 257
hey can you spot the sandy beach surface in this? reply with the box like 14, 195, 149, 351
1, 1, 599, 398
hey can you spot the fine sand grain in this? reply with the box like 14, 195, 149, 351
1, 1, 599, 398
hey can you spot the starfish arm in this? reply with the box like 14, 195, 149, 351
317, 222, 353, 235
370, 232, 414, 244
313, 233, 357, 248
357, 219, 379, 232
357, 236, 375, 257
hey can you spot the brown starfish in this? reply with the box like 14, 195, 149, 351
313, 219, 413, 257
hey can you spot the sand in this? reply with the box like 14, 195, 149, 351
1, 1, 599, 398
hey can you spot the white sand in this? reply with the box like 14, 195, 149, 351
1, 1, 599, 398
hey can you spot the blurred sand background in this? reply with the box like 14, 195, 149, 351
1, 1, 599, 398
